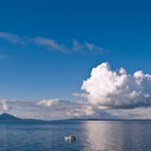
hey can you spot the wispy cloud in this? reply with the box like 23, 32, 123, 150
72, 39, 104, 53
0, 32, 107, 54
33, 37, 68, 52
72, 39, 84, 52
85, 42, 104, 53
0, 32, 26, 45
34, 37, 106, 54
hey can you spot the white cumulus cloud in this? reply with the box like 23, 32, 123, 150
81, 62, 151, 109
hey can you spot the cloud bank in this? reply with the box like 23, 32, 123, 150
81, 62, 151, 109
0, 99, 113, 120
1, 98, 151, 120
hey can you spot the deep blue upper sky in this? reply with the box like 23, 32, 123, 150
0, 0, 150, 101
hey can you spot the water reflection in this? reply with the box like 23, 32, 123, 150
82, 121, 151, 151
83, 121, 120, 151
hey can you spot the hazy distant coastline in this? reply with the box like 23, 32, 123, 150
1, 113, 151, 123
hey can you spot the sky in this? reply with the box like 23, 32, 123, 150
0, 0, 151, 119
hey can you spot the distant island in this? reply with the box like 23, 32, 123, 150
0, 113, 43, 122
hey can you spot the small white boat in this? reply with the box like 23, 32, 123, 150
64, 135, 76, 141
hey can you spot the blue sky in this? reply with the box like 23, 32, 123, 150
0, 0, 151, 119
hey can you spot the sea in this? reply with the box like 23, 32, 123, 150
0, 120, 151, 151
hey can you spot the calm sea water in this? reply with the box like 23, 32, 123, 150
0, 121, 151, 151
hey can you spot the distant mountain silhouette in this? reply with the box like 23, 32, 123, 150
0, 113, 21, 121
0, 113, 43, 122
